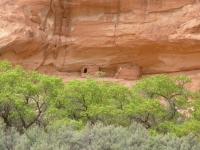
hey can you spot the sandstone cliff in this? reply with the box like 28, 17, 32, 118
0, 0, 200, 77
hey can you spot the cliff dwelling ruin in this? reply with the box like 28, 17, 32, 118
81, 65, 100, 78
115, 63, 142, 80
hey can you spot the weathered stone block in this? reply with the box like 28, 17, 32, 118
115, 63, 142, 80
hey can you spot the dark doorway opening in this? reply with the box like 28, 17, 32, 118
84, 68, 87, 73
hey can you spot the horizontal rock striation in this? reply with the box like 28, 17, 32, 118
0, 0, 200, 77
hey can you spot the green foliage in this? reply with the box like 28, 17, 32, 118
1, 59, 200, 145
0, 120, 199, 150
0, 60, 65, 131
191, 91, 200, 121
171, 119, 200, 137
124, 98, 165, 129
46, 78, 132, 126
130, 74, 192, 131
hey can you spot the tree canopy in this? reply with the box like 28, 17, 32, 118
0, 60, 200, 139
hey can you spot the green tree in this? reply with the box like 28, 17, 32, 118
0, 60, 65, 131
46, 78, 132, 126
126, 74, 192, 131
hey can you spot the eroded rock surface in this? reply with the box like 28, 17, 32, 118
0, 0, 200, 76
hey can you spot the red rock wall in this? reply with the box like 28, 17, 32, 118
0, 0, 200, 76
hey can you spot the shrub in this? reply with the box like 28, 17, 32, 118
0, 120, 200, 150
94, 71, 106, 78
